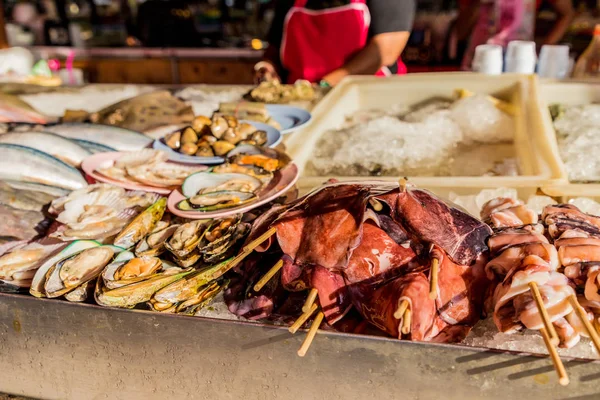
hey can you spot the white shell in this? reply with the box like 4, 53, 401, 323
182, 172, 261, 198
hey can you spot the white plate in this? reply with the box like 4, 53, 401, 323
266, 105, 312, 134
152, 121, 282, 165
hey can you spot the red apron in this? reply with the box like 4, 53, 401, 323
280, 0, 405, 83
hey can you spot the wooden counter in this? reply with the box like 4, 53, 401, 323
28, 47, 262, 85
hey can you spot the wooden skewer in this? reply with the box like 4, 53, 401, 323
297, 311, 324, 357
528, 281, 559, 346
302, 288, 318, 313
394, 299, 409, 319
399, 177, 408, 192
368, 198, 383, 212
289, 303, 318, 334
568, 295, 600, 355
540, 327, 569, 386
253, 259, 284, 292
210, 227, 278, 279
595, 317, 600, 335
401, 308, 412, 335
429, 258, 439, 300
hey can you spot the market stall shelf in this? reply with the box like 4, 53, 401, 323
1, 292, 599, 400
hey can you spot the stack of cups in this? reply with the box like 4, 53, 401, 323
505, 41, 537, 73
537, 45, 571, 79
472, 44, 503, 75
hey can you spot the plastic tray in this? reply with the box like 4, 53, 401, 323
536, 80, 600, 197
285, 73, 566, 193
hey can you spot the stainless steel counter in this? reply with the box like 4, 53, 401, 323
1, 293, 599, 399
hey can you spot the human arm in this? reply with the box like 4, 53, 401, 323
254, 0, 293, 83
322, 0, 415, 86
542, 0, 574, 45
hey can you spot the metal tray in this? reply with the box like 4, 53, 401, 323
1, 292, 599, 399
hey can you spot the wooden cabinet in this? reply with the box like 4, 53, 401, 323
178, 59, 255, 84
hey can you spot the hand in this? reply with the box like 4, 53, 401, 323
254, 61, 280, 85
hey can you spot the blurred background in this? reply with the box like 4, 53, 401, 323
2, 0, 600, 83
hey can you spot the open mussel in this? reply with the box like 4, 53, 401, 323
44, 245, 116, 299
178, 191, 257, 212
212, 163, 273, 184
165, 220, 210, 267
30, 240, 103, 298
135, 220, 180, 257
113, 198, 166, 249
197, 216, 250, 264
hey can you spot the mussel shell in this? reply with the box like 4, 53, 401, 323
212, 140, 236, 156
64, 281, 94, 302
45, 246, 115, 298
211, 116, 229, 139
178, 191, 257, 212
113, 198, 167, 249
30, 240, 102, 298
227, 145, 290, 172
201, 223, 250, 264
165, 220, 209, 258
164, 131, 181, 149
181, 172, 262, 198
181, 127, 199, 144
211, 163, 273, 184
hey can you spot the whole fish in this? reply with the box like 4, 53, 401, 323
0, 144, 87, 190
73, 139, 116, 154
0, 131, 91, 167
3, 180, 69, 198
44, 123, 152, 151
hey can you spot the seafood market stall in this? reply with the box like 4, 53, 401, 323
3, 74, 600, 399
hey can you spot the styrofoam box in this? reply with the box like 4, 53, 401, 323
536, 80, 600, 197
284, 73, 566, 192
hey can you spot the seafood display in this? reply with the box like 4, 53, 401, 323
94, 149, 207, 189
308, 93, 517, 177
162, 115, 269, 158
0, 94, 54, 124
0, 131, 91, 167
550, 103, 600, 181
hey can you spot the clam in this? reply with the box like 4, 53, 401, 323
224, 115, 238, 128
192, 116, 212, 133
251, 130, 268, 146
212, 163, 273, 184
200, 135, 217, 144
113, 198, 167, 249
30, 240, 102, 298
44, 246, 115, 298
237, 122, 256, 139
178, 191, 257, 212
165, 220, 209, 258
212, 140, 236, 156
211, 116, 229, 138
180, 142, 198, 155
95, 268, 194, 308
164, 131, 181, 149
196, 145, 215, 158
0, 243, 66, 288
222, 128, 244, 145
181, 127, 199, 144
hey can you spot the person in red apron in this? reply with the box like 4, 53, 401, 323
255, 0, 415, 86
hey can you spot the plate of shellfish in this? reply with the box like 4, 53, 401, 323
152, 114, 282, 165
82, 149, 208, 194
167, 145, 298, 219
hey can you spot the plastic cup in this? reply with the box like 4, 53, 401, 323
505, 40, 537, 73
472, 44, 503, 75
538, 45, 570, 79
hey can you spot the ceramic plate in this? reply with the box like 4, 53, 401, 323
266, 105, 311, 134
167, 163, 299, 219
152, 120, 282, 165
81, 151, 206, 195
